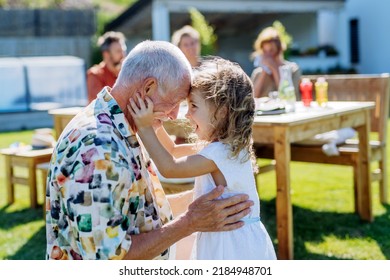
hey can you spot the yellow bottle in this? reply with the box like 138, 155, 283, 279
315, 77, 328, 107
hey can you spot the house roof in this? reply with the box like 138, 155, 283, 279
105, 0, 152, 34
105, 0, 345, 37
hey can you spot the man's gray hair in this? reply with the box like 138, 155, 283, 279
116, 40, 192, 93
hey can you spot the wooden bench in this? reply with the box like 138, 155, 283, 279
256, 73, 389, 212
1, 147, 53, 208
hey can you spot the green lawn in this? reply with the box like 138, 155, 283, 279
0, 125, 389, 260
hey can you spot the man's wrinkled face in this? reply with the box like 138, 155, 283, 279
150, 77, 191, 121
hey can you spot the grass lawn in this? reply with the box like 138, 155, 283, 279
0, 125, 389, 260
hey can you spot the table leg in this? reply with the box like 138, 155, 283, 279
274, 127, 293, 260
356, 110, 372, 222
379, 149, 388, 204
54, 116, 62, 140
5, 155, 15, 204
28, 160, 38, 209
352, 161, 360, 214
40, 167, 49, 218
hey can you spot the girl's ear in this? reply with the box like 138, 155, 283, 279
142, 77, 158, 98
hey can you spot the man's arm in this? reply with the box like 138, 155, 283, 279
124, 185, 253, 259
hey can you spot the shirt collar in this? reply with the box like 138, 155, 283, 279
96, 87, 136, 139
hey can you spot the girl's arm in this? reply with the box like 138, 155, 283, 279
155, 126, 197, 158
129, 96, 218, 178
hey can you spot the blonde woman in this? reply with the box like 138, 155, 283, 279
251, 27, 300, 98
172, 25, 201, 67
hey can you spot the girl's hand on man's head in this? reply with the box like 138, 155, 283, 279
128, 94, 155, 130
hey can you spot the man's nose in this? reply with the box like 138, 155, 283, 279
167, 105, 180, 120
185, 108, 191, 119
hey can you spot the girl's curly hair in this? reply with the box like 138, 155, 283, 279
191, 57, 257, 168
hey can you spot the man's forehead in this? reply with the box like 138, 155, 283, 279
177, 81, 191, 99
161, 88, 188, 104
160, 76, 190, 101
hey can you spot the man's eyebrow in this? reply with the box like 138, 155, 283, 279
187, 95, 195, 103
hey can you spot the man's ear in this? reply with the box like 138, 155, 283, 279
142, 77, 158, 98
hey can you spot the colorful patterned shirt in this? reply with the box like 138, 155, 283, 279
46, 87, 173, 260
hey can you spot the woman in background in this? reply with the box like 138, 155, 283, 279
172, 25, 201, 68
251, 26, 300, 98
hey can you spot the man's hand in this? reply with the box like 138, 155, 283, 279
183, 185, 253, 233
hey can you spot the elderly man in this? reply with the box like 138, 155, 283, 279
46, 41, 252, 260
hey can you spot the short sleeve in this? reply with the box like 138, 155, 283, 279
198, 142, 226, 164
198, 142, 251, 193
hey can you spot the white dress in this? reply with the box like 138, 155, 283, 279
191, 142, 277, 260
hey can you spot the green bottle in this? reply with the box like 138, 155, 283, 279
278, 65, 296, 113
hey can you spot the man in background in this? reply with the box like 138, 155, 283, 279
86, 31, 127, 102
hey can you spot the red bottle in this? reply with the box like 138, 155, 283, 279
299, 78, 313, 107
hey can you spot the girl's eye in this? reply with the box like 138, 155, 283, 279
191, 103, 197, 108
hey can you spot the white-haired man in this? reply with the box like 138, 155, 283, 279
46, 41, 253, 260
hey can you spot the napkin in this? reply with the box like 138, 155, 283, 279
295, 128, 356, 156
255, 97, 285, 115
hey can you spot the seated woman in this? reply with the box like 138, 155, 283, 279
251, 26, 301, 98
171, 25, 201, 68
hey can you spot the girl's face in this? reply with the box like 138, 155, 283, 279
185, 90, 215, 141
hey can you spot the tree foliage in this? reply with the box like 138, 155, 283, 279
272, 20, 293, 49
0, 0, 70, 8
189, 7, 218, 56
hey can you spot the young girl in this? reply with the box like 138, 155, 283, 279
129, 57, 276, 260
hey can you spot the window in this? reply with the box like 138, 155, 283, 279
350, 18, 360, 64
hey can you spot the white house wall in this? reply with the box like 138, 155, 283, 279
278, 13, 318, 51
162, 0, 344, 13
152, 0, 345, 42
335, 8, 349, 70
345, 0, 390, 74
